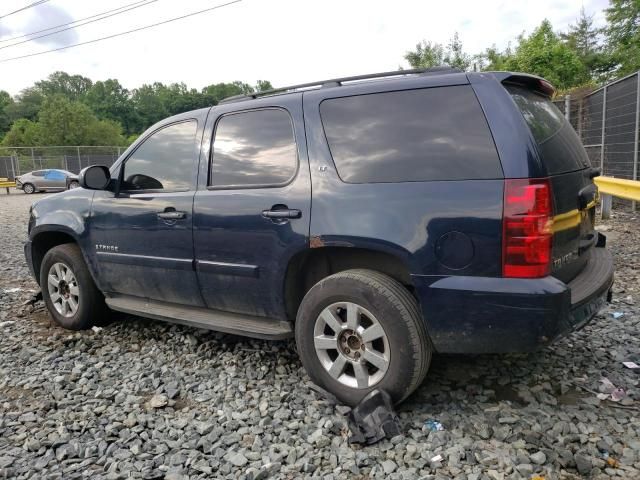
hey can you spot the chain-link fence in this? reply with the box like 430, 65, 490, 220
0, 146, 124, 180
554, 71, 640, 209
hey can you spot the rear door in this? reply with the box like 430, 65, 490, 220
43, 169, 67, 189
193, 94, 311, 319
506, 84, 597, 282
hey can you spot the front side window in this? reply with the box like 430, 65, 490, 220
121, 120, 197, 191
320, 86, 502, 183
210, 108, 297, 188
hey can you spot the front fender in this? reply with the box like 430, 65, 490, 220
28, 189, 102, 289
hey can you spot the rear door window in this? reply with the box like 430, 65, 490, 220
210, 108, 297, 188
319, 86, 502, 183
505, 84, 590, 175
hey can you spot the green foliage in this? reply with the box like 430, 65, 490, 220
1, 118, 39, 147
562, 8, 616, 82
2, 95, 127, 147
605, 0, 640, 76
405, 41, 445, 69
1, 75, 273, 146
404, 32, 472, 70
504, 20, 589, 89
33, 71, 93, 101
0, 90, 13, 138
84, 79, 138, 136
409, 3, 639, 91
6, 88, 44, 123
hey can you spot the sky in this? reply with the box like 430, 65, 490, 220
0, 0, 610, 96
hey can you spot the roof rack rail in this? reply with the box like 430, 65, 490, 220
218, 66, 462, 104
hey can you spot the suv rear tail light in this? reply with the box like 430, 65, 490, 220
502, 178, 553, 278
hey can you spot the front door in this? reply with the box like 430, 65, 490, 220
193, 94, 311, 319
90, 118, 205, 307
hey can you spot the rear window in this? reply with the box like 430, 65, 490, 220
506, 84, 590, 175
319, 86, 502, 183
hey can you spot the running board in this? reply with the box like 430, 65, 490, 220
105, 295, 293, 340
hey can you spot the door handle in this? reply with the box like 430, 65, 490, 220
157, 211, 186, 220
262, 208, 302, 219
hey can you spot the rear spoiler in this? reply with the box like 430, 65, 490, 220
489, 72, 555, 98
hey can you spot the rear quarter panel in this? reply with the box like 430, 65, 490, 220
303, 76, 504, 278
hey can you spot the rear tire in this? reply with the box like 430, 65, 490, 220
23, 183, 35, 194
68, 181, 79, 189
295, 269, 432, 406
40, 243, 108, 330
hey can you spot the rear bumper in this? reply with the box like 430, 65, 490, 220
413, 245, 614, 353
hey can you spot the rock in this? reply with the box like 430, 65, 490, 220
575, 454, 592, 475
515, 463, 533, 476
18, 412, 37, 423
225, 452, 248, 467
0, 196, 640, 479
381, 460, 397, 474
148, 394, 168, 408
530, 451, 547, 465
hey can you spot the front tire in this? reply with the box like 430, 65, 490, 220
295, 269, 432, 406
23, 183, 35, 194
40, 243, 107, 330
68, 181, 79, 189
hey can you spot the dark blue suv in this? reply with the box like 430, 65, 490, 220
25, 68, 614, 405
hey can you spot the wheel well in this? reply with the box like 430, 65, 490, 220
31, 231, 76, 284
284, 247, 414, 321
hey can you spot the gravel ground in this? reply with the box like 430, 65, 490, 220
0, 190, 639, 480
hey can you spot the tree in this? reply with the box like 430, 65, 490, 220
405, 40, 445, 68
605, 0, 640, 76
255, 80, 274, 92
131, 83, 171, 132
33, 71, 93, 101
6, 88, 44, 123
0, 90, 13, 138
562, 8, 615, 81
479, 44, 513, 71
482, 20, 589, 89
84, 79, 138, 135
405, 33, 472, 70
446, 33, 473, 70
37, 95, 126, 146
1, 119, 40, 147
201, 81, 255, 105
2, 95, 127, 147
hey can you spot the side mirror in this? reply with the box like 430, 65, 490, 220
79, 165, 111, 190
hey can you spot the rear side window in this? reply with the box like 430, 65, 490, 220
506, 85, 590, 175
319, 86, 502, 183
210, 108, 297, 188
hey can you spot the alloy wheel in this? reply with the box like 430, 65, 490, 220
47, 262, 80, 317
313, 301, 390, 389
